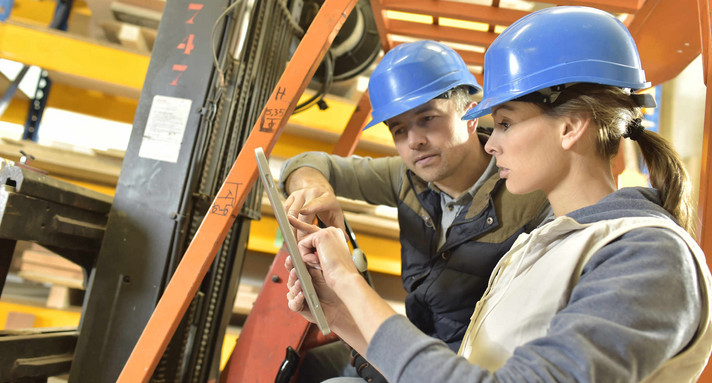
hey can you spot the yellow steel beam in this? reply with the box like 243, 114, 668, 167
289, 92, 394, 145
249, 215, 401, 276
0, 97, 29, 126
273, 130, 394, 160
47, 83, 139, 124
0, 21, 149, 97
8, 0, 56, 26
0, 83, 138, 125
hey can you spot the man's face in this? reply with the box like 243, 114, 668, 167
386, 98, 480, 190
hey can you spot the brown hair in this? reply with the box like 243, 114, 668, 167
542, 83, 695, 235
437, 85, 474, 114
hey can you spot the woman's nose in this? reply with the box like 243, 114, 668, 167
484, 135, 498, 155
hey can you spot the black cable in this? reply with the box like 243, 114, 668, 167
293, 49, 334, 114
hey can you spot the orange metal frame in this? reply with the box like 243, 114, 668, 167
116, 0, 358, 381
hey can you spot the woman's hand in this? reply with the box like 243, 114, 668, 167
284, 217, 363, 330
289, 216, 360, 289
285, 216, 394, 353
285, 255, 351, 328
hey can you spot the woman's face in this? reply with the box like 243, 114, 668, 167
485, 101, 568, 195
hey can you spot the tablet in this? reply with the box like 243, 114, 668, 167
255, 147, 331, 335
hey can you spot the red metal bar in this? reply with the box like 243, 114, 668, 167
550, 0, 644, 14
627, 0, 701, 86
332, 91, 371, 156
697, 0, 712, 248
380, 0, 528, 27
695, 0, 711, 380
221, 248, 338, 383
387, 19, 496, 48
116, 0, 358, 381
696, 0, 711, 249
369, 0, 393, 52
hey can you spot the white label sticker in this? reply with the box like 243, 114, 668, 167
138, 95, 193, 163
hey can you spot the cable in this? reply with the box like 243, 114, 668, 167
277, 0, 305, 37
211, 0, 245, 88
293, 49, 334, 114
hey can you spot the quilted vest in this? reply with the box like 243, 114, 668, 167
397, 171, 548, 350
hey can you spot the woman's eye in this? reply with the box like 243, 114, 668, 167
497, 121, 511, 130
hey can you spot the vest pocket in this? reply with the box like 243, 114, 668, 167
403, 270, 429, 293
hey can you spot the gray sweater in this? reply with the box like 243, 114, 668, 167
367, 187, 702, 382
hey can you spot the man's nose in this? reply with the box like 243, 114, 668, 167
407, 129, 426, 149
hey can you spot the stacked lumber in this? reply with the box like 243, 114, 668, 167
15, 244, 84, 290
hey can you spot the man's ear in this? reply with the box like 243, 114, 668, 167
465, 101, 478, 134
560, 114, 591, 150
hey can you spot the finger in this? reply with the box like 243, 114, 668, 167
288, 215, 320, 233
286, 193, 305, 218
299, 193, 332, 216
282, 193, 294, 211
287, 291, 306, 312
288, 276, 302, 297
286, 263, 299, 287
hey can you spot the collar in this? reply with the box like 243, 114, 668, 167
428, 157, 498, 202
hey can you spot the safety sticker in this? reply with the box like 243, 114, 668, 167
138, 95, 192, 163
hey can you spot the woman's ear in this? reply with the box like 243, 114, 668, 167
560, 115, 592, 150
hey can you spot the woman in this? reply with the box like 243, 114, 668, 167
285, 6, 712, 382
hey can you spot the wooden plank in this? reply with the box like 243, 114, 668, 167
113, 0, 165, 13
0, 138, 122, 186
100, 21, 150, 52
4, 312, 36, 329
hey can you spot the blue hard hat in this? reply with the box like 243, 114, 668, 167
365, 40, 481, 129
463, 6, 651, 120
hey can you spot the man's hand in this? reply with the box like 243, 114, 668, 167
283, 167, 346, 238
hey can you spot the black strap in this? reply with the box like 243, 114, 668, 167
350, 348, 389, 383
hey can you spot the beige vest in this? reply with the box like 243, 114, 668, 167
458, 216, 712, 382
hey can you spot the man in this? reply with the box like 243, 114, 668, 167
280, 40, 550, 382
